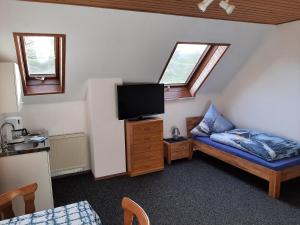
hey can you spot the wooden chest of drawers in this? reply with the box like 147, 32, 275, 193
164, 138, 192, 165
125, 118, 164, 177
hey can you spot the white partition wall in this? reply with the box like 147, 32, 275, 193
86, 78, 126, 178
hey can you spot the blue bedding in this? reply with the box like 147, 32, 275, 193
210, 129, 300, 161
193, 136, 300, 170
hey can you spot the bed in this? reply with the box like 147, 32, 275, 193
186, 116, 300, 198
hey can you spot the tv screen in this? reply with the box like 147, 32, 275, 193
117, 84, 164, 120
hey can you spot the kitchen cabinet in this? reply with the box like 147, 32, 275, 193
0, 63, 23, 114
0, 151, 54, 216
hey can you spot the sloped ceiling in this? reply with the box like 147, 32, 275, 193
0, 0, 273, 104
22, 0, 300, 25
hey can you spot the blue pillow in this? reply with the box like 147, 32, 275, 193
191, 125, 209, 137
199, 104, 234, 134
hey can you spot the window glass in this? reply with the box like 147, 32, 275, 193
23, 36, 56, 76
160, 44, 208, 85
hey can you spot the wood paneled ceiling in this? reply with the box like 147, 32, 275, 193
21, 0, 300, 25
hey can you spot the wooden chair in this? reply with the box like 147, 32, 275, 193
122, 197, 150, 225
0, 183, 38, 220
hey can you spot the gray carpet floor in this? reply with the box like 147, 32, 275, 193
52, 152, 300, 225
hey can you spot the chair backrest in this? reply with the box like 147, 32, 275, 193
0, 183, 38, 220
122, 197, 150, 225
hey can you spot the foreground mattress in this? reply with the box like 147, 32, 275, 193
193, 136, 300, 171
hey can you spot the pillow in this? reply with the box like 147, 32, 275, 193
199, 104, 219, 134
191, 125, 209, 136
213, 114, 235, 133
199, 104, 234, 134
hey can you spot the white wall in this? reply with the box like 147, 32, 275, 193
86, 79, 126, 178
220, 21, 300, 141
20, 101, 87, 136
161, 94, 220, 138
19, 94, 218, 137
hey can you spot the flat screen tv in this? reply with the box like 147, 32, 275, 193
117, 83, 164, 120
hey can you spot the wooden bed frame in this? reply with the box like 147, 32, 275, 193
186, 116, 300, 198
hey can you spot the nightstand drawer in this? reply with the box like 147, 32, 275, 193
171, 142, 190, 152
164, 139, 192, 165
171, 142, 190, 159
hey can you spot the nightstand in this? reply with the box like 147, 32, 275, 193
164, 137, 192, 165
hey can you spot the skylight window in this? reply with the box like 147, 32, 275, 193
13, 33, 66, 96
23, 36, 56, 76
160, 43, 209, 85
158, 42, 230, 100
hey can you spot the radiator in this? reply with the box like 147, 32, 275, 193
49, 133, 90, 177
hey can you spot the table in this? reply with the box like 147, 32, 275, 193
0, 201, 102, 225
164, 137, 192, 164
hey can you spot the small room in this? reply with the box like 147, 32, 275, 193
0, 0, 299, 224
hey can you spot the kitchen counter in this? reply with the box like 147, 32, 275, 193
0, 130, 54, 215
0, 131, 50, 158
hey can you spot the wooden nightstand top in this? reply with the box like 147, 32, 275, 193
164, 137, 189, 144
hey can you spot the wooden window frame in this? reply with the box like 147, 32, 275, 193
158, 42, 230, 100
13, 33, 66, 96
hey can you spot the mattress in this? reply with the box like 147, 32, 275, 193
193, 136, 300, 171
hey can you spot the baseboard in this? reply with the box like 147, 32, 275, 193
51, 166, 90, 177
94, 172, 127, 180
51, 170, 91, 179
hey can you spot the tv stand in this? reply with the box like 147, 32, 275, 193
125, 117, 164, 176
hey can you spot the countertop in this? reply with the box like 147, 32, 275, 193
0, 130, 50, 158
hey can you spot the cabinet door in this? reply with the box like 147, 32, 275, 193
0, 152, 54, 216
14, 63, 23, 111
0, 63, 22, 114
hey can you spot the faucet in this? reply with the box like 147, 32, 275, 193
0, 122, 15, 151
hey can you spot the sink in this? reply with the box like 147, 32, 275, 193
1, 133, 49, 155
7, 142, 39, 151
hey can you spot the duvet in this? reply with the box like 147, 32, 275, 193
210, 129, 300, 161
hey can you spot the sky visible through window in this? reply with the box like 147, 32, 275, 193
160, 43, 208, 85
24, 36, 56, 76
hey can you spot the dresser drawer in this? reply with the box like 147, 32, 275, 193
132, 158, 164, 172
132, 122, 162, 143
132, 152, 163, 164
131, 142, 163, 155
132, 122, 162, 135
131, 143, 163, 170
133, 134, 162, 144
